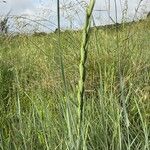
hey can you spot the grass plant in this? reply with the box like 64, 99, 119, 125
0, 5, 150, 150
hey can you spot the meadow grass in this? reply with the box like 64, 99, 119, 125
0, 16, 150, 150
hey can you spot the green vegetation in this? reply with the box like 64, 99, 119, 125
0, 15, 150, 150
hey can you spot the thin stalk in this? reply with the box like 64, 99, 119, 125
57, 0, 60, 32
57, 1, 72, 148
77, 0, 95, 149
57, 0, 67, 92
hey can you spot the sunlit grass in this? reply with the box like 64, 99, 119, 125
0, 17, 149, 149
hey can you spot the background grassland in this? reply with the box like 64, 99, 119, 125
0, 18, 150, 149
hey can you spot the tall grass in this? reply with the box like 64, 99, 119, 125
0, 5, 150, 150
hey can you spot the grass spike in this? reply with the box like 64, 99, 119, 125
77, 0, 95, 149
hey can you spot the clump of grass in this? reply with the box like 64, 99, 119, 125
0, 9, 150, 150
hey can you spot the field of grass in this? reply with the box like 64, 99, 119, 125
0, 15, 150, 150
